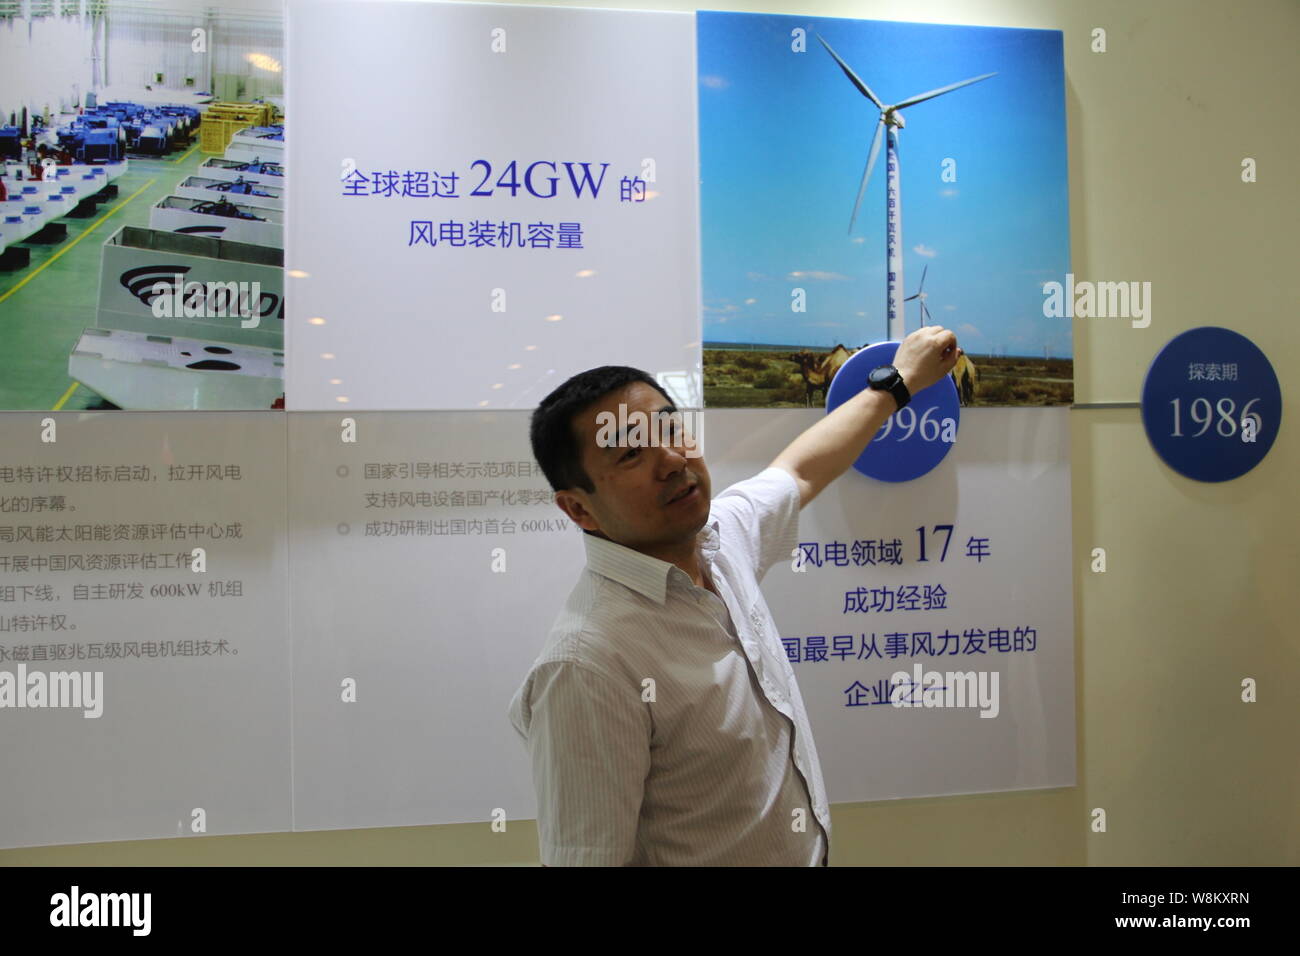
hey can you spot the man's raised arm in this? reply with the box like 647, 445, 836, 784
770, 326, 962, 508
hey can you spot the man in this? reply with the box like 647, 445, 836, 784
508, 325, 962, 865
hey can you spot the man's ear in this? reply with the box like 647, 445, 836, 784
555, 490, 600, 533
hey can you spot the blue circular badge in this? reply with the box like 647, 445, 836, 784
826, 342, 961, 482
1140, 326, 1282, 482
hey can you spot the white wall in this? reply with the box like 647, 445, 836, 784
0, 12, 96, 120
0, 0, 283, 123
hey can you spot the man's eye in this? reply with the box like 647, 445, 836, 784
621, 447, 639, 462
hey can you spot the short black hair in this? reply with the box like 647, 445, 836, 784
531, 366, 675, 495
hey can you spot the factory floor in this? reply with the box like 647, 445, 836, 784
0, 140, 211, 410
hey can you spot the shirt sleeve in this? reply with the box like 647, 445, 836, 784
515, 658, 652, 866
709, 464, 802, 581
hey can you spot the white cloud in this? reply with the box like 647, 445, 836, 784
787, 270, 851, 281
913, 244, 937, 258
944, 304, 957, 311
959, 323, 981, 337
940, 188, 959, 198
700, 75, 729, 89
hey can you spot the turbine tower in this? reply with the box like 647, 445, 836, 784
818, 35, 994, 342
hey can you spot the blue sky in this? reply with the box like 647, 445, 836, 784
699, 11, 1071, 358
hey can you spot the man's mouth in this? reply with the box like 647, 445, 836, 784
666, 483, 697, 505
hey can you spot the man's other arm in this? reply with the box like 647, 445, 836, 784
524, 660, 651, 866
771, 326, 961, 508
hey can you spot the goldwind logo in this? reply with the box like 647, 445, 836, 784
890, 663, 999, 717
0, 664, 103, 717
1042, 273, 1152, 328
49, 886, 150, 936
120, 264, 190, 302
595, 405, 704, 459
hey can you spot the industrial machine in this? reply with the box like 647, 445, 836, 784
95, 224, 284, 349
199, 157, 285, 187
68, 327, 285, 410
148, 195, 283, 248
224, 125, 285, 164
66, 223, 286, 409
174, 175, 283, 210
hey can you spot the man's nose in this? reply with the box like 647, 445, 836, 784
653, 439, 690, 473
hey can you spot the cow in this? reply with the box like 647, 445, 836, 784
791, 344, 853, 407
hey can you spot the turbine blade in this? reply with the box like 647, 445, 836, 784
922, 301, 933, 325
816, 34, 885, 110
918, 263, 928, 291
849, 117, 885, 233
894, 72, 997, 110
904, 292, 919, 301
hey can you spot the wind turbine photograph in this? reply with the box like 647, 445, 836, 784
817, 32, 994, 344
697, 11, 1074, 409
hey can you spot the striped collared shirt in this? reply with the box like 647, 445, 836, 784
508, 465, 831, 865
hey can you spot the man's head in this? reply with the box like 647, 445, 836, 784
531, 366, 711, 553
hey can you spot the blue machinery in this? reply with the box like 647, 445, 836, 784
54, 101, 202, 162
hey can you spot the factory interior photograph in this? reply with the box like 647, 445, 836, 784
0, 0, 283, 411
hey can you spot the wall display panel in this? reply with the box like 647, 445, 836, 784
287, 411, 579, 830
287, 404, 1072, 831
705, 407, 1076, 801
284, 0, 702, 411
0, 413, 291, 849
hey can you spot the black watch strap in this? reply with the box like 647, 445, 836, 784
869, 364, 911, 410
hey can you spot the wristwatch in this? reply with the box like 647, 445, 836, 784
867, 364, 911, 411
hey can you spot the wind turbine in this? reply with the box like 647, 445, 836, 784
817, 34, 994, 342
904, 263, 933, 326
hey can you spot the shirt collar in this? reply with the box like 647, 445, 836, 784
583, 513, 721, 606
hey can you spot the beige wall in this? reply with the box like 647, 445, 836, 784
3, 0, 1295, 866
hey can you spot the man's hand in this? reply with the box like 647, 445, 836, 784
770, 326, 963, 508
893, 325, 962, 395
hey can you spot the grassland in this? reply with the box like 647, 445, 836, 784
703, 347, 1073, 408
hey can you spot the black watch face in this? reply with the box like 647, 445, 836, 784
869, 366, 894, 387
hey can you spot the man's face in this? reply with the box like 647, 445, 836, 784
556, 382, 712, 552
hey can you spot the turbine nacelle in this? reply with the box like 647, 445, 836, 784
817, 32, 995, 237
